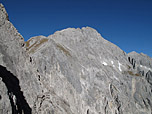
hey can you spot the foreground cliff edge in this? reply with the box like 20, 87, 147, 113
1, 3, 152, 114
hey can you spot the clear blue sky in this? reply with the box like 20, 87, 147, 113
1, 0, 152, 57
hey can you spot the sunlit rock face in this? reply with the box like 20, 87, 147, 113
1, 3, 152, 114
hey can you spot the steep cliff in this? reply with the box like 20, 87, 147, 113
0, 4, 152, 114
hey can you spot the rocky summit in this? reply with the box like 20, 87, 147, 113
0, 3, 152, 114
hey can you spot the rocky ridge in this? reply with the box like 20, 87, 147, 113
0, 3, 152, 114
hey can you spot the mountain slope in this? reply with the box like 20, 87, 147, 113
1, 3, 152, 114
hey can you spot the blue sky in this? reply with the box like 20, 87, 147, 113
1, 0, 152, 57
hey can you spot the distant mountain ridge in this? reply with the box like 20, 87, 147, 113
1, 3, 152, 114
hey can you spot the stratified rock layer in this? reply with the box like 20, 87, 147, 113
0, 3, 152, 114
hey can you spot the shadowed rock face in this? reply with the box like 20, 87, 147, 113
1, 3, 152, 114
0, 65, 31, 114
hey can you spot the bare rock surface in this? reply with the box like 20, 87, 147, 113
1, 3, 152, 114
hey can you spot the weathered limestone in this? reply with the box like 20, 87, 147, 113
1, 3, 152, 114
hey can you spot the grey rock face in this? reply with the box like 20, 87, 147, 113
0, 3, 43, 114
1, 3, 152, 114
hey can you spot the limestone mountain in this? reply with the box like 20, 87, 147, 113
0, 3, 152, 114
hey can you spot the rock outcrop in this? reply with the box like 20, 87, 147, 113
0, 3, 152, 114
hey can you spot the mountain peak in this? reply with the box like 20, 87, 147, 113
0, 3, 9, 26
1, 4, 152, 114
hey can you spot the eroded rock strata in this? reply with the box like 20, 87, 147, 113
0, 3, 152, 114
